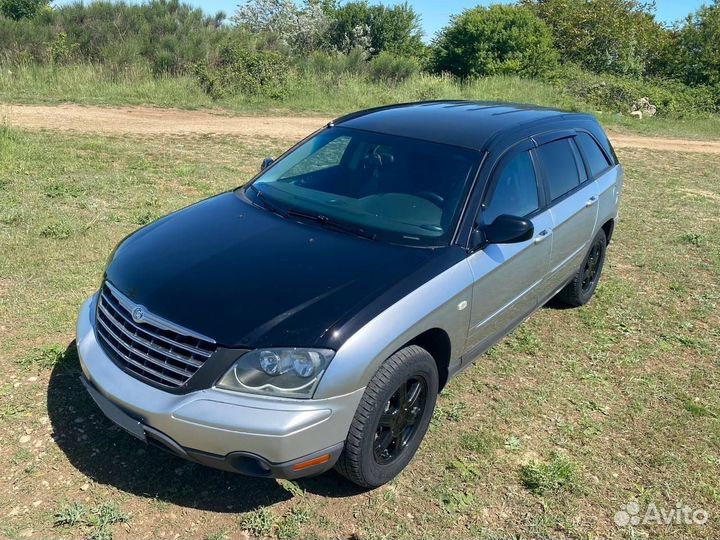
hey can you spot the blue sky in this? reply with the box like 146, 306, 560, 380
54, 0, 707, 39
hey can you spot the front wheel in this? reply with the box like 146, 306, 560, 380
556, 229, 607, 307
335, 345, 438, 488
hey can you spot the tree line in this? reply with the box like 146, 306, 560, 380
1, 0, 719, 114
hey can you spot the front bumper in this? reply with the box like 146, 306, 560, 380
75, 294, 364, 478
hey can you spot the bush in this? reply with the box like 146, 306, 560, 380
550, 64, 720, 116
196, 44, 290, 99
325, 1, 424, 57
0, 0, 48, 21
368, 52, 418, 83
432, 5, 557, 79
522, 0, 666, 78
0, 0, 229, 75
671, 3, 720, 87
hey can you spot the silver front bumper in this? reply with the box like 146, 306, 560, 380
76, 294, 364, 467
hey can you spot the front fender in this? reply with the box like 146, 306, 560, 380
314, 259, 474, 399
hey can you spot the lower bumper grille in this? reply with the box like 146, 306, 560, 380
95, 283, 216, 388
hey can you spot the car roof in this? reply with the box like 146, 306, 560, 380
332, 100, 595, 151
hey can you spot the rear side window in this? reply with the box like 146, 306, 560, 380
536, 139, 581, 201
483, 151, 539, 223
575, 132, 611, 177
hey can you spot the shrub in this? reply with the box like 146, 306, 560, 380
196, 44, 290, 99
671, 3, 720, 87
432, 4, 557, 79
0, 0, 48, 21
368, 52, 418, 83
522, 0, 666, 78
325, 1, 424, 57
551, 64, 720, 116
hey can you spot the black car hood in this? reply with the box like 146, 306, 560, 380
105, 191, 464, 349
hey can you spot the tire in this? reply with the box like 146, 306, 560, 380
335, 345, 439, 488
556, 229, 607, 307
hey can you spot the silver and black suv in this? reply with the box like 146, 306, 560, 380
76, 101, 623, 488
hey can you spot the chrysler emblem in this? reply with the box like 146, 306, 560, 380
132, 306, 146, 323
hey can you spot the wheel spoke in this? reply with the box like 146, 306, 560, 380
374, 429, 393, 456
396, 381, 408, 407
405, 381, 422, 408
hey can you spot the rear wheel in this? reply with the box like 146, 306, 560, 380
556, 230, 607, 307
335, 345, 438, 488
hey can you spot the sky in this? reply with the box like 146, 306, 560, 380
54, 0, 708, 39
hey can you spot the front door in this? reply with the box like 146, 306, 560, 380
465, 146, 553, 356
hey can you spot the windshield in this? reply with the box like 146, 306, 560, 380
246, 127, 479, 247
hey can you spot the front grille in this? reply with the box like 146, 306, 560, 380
95, 283, 216, 388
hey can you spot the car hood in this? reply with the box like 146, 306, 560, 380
105, 191, 461, 349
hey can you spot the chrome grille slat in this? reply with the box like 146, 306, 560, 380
97, 301, 203, 368
95, 283, 217, 388
96, 327, 185, 387
99, 289, 212, 358
96, 316, 196, 379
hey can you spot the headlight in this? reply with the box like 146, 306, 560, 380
216, 348, 335, 399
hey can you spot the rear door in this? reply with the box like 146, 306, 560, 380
464, 143, 553, 356
534, 135, 599, 296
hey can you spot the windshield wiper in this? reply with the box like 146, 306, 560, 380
249, 185, 287, 218
286, 209, 377, 241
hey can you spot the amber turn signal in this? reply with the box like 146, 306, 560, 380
291, 453, 331, 471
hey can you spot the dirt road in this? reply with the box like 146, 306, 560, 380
4, 103, 720, 154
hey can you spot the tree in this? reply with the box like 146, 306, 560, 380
0, 0, 48, 21
671, 1, 720, 87
325, 1, 424, 57
432, 5, 557, 78
521, 0, 666, 77
233, 0, 330, 54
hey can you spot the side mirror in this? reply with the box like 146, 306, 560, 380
483, 214, 534, 245
260, 157, 274, 171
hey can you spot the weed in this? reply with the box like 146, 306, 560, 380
506, 327, 542, 355
17, 344, 65, 370
39, 220, 72, 239
520, 452, 581, 495
680, 232, 706, 247
436, 401, 466, 422
9, 447, 31, 465
440, 489, 476, 513
205, 530, 229, 540
504, 435, 522, 452
131, 210, 159, 225
460, 429, 500, 455
684, 399, 716, 418
54, 502, 88, 527
240, 507, 276, 538
277, 505, 314, 539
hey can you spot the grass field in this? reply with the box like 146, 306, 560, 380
2, 63, 720, 141
0, 123, 719, 539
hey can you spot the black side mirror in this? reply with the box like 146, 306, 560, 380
260, 157, 274, 171
482, 214, 534, 246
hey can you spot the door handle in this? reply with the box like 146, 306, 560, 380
585, 195, 599, 207
534, 229, 552, 244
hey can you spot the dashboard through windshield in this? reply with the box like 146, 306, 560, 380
246, 126, 480, 246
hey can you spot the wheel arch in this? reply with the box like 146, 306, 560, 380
402, 328, 452, 392
601, 218, 615, 244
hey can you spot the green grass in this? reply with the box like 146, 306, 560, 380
520, 452, 581, 494
0, 125, 719, 539
2, 62, 720, 139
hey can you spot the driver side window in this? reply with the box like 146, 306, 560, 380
483, 151, 539, 224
